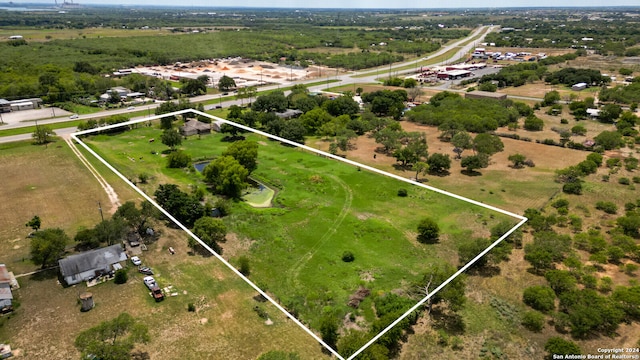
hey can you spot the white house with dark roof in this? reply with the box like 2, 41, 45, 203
58, 245, 127, 285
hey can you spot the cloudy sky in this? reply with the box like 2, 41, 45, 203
8, 0, 634, 8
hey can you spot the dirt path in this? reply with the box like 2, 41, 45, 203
64, 135, 121, 214
287, 174, 353, 289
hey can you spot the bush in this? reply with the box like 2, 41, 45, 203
619, 177, 630, 185
341, 251, 355, 262
633, 176, 640, 184
524, 115, 544, 131
551, 198, 569, 209
188, 303, 196, 312
595, 201, 618, 214
417, 217, 440, 244
167, 150, 192, 168
625, 263, 639, 275
563, 182, 583, 195
238, 256, 250, 276
523, 285, 556, 312
545, 337, 581, 359
522, 311, 545, 332
397, 188, 408, 197
114, 269, 128, 284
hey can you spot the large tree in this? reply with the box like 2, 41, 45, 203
161, 129, 182, 150
461, 154, 489, 173
473, 133, 504, 156
154, 184, 205, 227
114, 201, 157, 236
222, 140, 259, 174
94, 217, 128, 246
203, 156, 249, 198
426, 153, 451, 174
451, 131, 473, 159
30, 228, 69, 268
218, 75, 236, 91
192, 216, 226, 254
252, 91, 288, 113
32, 125, 55, 145
75, 312, 149, 360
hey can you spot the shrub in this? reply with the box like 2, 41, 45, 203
586, 152, 603, 167
524, 115, 544, 131
341, 251, 355, 262
571, 124, 587, 136
607, 158, 622, 168
633, 176, 640, 184
624, 157, 638, 171
560, 118, 569, 124
551, 199, 569, 209
545, 337, 581, 359
599, 277, 613, 293
167, 150, 192, 168
238, 256, 250, 276
523, 285, 556, 312
188, 303, 196, 312
522, 311, 545, 332
625, 263, 639, 275
417, 217, 440, 244
595, 201, 618, 214
619, 177, 630, 185
563, 182, 582, 195
114, 269, 128, 284
397, 188, 408, 197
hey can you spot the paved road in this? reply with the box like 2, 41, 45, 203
0, 25, 495, 141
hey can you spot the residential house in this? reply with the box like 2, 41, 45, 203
0, 264, 16, 314
58, 245, 127, 286
179, 119, 211, 136
274, 109, 303, 119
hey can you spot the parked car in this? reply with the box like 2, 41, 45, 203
131, 256, 142, 266
69, 114, 79, 119
138, 266, 154, 275
143, 276, 156, 289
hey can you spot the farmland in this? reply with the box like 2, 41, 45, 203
2, 5, 640, 360
81, 123, 516, 353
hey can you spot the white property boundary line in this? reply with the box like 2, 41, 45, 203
71, 109, 527, 360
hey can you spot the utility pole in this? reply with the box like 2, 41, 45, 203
97, 201, 104, 222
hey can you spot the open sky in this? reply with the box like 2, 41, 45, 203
6, 0, 635, 8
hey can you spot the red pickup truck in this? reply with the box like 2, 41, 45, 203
142, 276, 164, 302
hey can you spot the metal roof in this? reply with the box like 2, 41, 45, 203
58, 245, 127, 277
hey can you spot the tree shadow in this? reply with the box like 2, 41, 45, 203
428, 170, 451, 177
392, 163, 411, 171
221, 135, 246, 142
30, 268, 59, 281
431, 310, 466, 335
467, 265, 501, 277
461, 169, 482, 176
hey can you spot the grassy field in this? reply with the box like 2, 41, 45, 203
0, 227, 326, 359
0, 140, 130, 274
82, 124, 517, 349
0, 138, 329, 359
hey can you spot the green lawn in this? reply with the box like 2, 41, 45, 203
83, 123, 517, 341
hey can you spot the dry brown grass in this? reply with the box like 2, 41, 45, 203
0, 141, 135, 274
2, 226, 327, 359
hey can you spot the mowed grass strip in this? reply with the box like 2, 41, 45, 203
85, 125, 516, 331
